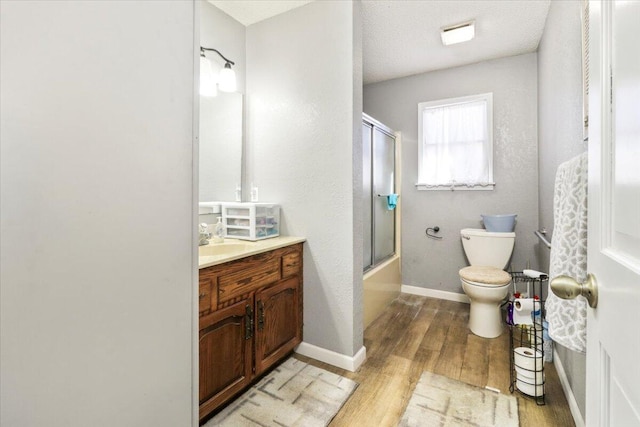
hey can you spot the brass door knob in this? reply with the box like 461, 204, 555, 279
550, 273, 598, 308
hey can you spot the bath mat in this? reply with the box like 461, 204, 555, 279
399, 371, 519, 427
204, 357, 358, 426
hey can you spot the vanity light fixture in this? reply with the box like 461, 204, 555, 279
440, 20, 475, 46
200, 47, 237, 96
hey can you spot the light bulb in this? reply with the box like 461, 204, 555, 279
218, 63, 236, 93
200, 56, 217, 97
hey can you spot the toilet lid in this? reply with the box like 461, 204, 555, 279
459, 266, 511, 286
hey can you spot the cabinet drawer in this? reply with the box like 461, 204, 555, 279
218, 258, 280, 303
282, 251, 301, 278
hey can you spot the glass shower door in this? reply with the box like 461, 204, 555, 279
363, 122, 373, 270
372, 127, 395, 264
363, 115, 396, 271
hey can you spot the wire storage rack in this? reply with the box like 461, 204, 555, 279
507, 271, 549, 405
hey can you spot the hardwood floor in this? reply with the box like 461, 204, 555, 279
296, 294, 576, 427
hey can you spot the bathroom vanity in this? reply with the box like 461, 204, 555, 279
198, 237, 305, 421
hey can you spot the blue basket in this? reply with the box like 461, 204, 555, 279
481, 214, 517, 232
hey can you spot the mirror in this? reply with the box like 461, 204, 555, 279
199, 92, 243, 202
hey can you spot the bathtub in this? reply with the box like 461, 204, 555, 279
363, 254, 402, 328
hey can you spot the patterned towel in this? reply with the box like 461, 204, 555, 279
546, 152, 588, 353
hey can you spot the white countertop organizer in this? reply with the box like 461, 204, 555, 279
221, 202, 280, 241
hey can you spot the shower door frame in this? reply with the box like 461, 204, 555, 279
363, 113, 396, 273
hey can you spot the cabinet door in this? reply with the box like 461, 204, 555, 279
254, 276, 302, 375
199, 299, 253, 421
198, 276, 214, 316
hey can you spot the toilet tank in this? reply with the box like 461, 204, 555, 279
460, 228, 515, 269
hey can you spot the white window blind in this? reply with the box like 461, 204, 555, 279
417, 93, 494, 191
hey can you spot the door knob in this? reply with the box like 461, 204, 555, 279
550, 273, 598, 308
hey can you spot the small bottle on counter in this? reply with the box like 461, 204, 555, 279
213, 217, 225, 243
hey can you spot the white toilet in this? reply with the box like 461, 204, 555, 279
459, 228, 515, 338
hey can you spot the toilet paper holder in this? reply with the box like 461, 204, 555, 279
508, 271, 548, 405
425, 226, 442, 240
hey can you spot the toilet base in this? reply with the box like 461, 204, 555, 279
461, 276, 511, 339
468, 301, 505, 338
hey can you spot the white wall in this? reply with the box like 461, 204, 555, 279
364, 53, 539, 295
537, 0, 586, 420
0, 2, 196, 426
245, 1, 364, 357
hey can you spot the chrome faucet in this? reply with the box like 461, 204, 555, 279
199, 223, 211, 246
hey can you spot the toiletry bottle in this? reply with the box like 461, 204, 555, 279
213, 217, 225, 243
530, 295, 542, 349
531, 295, 542, 324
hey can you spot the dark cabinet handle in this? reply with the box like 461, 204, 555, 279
258, 300, 265, 331
245, 305, 253, 340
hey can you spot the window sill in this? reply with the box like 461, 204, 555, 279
415, 183, 495, 191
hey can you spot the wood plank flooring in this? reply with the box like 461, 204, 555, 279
296, 294, 576, 427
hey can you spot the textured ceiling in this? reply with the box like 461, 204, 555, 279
208, 0, 551, 85
208, 0, 314, 26
362, 0, 551, 84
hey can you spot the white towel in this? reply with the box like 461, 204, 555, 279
546, 152, 588, 353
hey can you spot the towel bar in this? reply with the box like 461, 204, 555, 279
535, 229, 551, 249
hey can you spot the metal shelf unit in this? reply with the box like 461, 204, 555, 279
508, 271, 548, 406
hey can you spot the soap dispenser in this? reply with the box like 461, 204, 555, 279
213, 217, 225, 243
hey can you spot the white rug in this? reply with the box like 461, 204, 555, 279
399, 371, 519, 427
205, 357, 358, 426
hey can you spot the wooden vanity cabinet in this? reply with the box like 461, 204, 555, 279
198, 243, 303, 422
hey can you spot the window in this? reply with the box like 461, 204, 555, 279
417, 93, 494, 191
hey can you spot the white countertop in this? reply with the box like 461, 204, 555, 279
198, 236, 306, 269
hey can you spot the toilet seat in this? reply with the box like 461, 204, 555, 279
461, 278, 511, 289
459, 266, 511, 287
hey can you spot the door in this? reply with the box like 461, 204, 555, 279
587, 1, 640, 425
199, 300, 253, 420
254, 276, 302, 375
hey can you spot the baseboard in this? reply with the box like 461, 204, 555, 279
295, 342, 366, 372
401, 284, 470, 304
553, 348, 585, 427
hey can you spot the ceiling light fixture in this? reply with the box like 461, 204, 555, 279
200, 47, 237, 96
441, 20, 475, 46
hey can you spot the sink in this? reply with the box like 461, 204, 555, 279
199, 243, 251, 257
